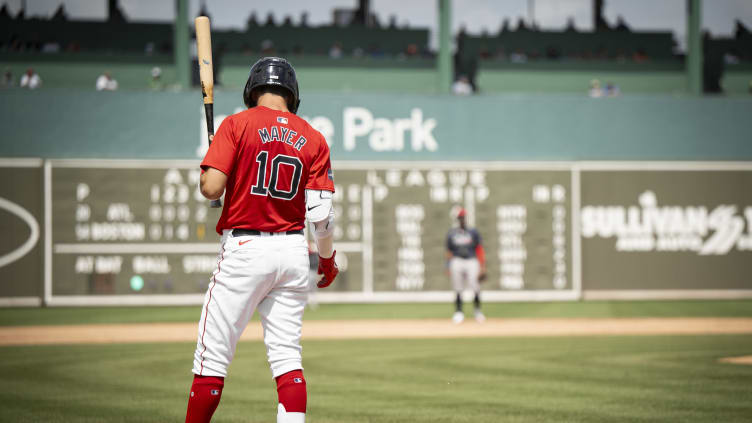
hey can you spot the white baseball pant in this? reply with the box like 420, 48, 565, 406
449, 257, 480, 293
192, 230, 310, 379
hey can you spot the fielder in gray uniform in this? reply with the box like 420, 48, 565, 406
446, 208, 487, 323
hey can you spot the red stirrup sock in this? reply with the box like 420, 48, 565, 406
276, 369, 307, 413
185, 375, 224, 423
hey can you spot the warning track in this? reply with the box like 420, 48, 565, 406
2, 318, 752, 346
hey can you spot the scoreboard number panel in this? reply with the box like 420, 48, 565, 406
331, 163, 574, 297
51, 164, 224, 296
48, 161, 576, 303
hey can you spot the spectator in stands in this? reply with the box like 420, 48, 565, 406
2, 68, 12, 88
615, 49, 627, 63
510, 49, 527, 63
545, 46, 561, 60
96, 72, 118, 91
595, 46, 608, 60
703, 32, 724, 94
499, 18, 510, 34
66, 41, 81, 52
615, 16, 630, 32
367, 43, 384, 57
724, 51, 740, 65
26, 37, 42, 52
454, 29, 479, 91
260, 39, 275, 55
8, 35, 22, 52
246, 12, 259, 28
588, 79, 602, 98
149, 67, 164, 91
605, 81, 620, 97
565, 17, 577, 33
495, 47, 507, 60
420, 45, 434, 59
20, 68, 41, 89
264, 13, 276, 27
329, 42, 344, 59
632, 48, 648, 63
516, 18, 529, 31
388, 15, 397, 29
405, 43, 418, 57
589, 79, 621, 97
452, 75, 473, 96
457, 25, 467, 43
41, 41, 60, 53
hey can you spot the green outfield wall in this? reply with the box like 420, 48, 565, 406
1, 90, 751, 305
0, 160, 44, 305
1, 91, 751, 161
1, 160, 750, 306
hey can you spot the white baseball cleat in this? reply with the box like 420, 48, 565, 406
474, 310, 486, 323
452, 311, 464, 324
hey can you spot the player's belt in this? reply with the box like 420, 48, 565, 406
232, 228, 304, 237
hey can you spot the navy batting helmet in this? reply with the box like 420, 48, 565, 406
243, 57, 300, 114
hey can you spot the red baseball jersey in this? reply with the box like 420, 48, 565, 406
201, 106, 335, 234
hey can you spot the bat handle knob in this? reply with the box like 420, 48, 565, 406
210, 199, 222, 208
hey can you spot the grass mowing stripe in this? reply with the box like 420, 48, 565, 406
2, 300, 752, 326
1, 335, 751, 422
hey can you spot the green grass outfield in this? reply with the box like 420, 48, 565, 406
2, 301, 752, 422
2, 300, 752, 326
1, 335, 751, 422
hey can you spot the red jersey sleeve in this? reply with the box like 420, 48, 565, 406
475, 244, 486, 266
306, 134, 335, 191
200, 116, 237, 176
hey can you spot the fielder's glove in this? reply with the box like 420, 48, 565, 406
317, 251, 339, 288
478, 271, 487, 283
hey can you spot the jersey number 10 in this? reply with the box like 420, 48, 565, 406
250, 151, 303, 200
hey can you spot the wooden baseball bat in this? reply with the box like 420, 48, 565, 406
195, 16, 222, 208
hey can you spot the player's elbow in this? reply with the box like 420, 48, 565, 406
199, 168, 227, 200
200, 182, 223, 200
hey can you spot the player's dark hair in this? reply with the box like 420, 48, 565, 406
251, 85, 292, 106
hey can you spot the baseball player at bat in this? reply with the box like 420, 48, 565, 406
446, 208, 486, 324
185, 57, 338, 423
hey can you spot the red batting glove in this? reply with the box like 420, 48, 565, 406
317, 251, 339, 288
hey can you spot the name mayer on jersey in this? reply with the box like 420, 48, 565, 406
257, 122, 308, 151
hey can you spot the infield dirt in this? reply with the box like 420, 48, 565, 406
718, 355, 752, 365
3, 317, 752, 346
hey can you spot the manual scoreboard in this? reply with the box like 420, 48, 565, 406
48, 161, 574, 300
